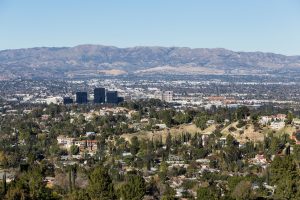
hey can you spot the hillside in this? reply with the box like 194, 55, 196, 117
1, 44, 300, 79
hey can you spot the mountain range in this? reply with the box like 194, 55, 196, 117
1, 44, 300, 80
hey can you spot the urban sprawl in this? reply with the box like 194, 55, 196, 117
1, 76, 300, 199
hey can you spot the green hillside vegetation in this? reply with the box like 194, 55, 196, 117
1, 100, 300, 199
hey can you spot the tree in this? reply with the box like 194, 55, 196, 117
0, 151, 8, 168
286, 112, 294, 125
190, 133, 203, 148
161, 185, 176, 200
5, 167, 57, 200
226, 134, 236, 147
130, 136, 140, 156
166, 132, 172, 152
195, 116, 207, 130
145, 141, 154, 170
270, 155, 300, 199
2, 171, 7, 196
119, 173, 146, 200
268, 136, 282, 155
236, 106, 250, 120
293, 145, 300, 162
70, 145, 79, 155
228, 126, 237, 132
174, 112, 192, 124
236, 120, 246, 128
69, 170, 72, 193
231, 180, 252, 200
68, 167, 76, 193
87, 167, 117, 200
67, 189, 90, 200
146, 177, 160, 198
159, 161, 168, 183
197, 186, 220, 200
159, 110, 173, 127
250, 113, 259, 122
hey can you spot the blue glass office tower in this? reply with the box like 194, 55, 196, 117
63, 97, 73, 105
94, 88, 106, 103
106, 91, 118, 104
76, 92, 88, 104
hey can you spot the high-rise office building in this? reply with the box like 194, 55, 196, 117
63, 97, 73, 105
94, 88, 106, 103
117, 97, 124, 104
154, 90, 173, 102
76, 92, 88, 104
163, 91, 173, 102
106, 91, 118, 104
154, 91, 163, 101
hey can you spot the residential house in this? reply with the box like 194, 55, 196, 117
249, 154, 268, 167
57, 135, 75, 150
270, 121, 285, 130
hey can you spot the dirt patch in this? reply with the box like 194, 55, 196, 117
121, 124, 215, 143
98, 69, 127, 75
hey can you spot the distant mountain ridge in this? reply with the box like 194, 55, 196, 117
1, 44, 300, 79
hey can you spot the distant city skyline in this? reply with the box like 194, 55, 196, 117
1, 0, 300, 55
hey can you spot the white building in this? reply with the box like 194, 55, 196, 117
154, 90, 173, 102
154, 91, 163, 101
270, 121, 285, 130
163, 91, 173, 102
259, 114, 286, 125
57, 135, 75, 149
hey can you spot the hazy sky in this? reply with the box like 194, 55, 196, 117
1, 0, 300, 55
